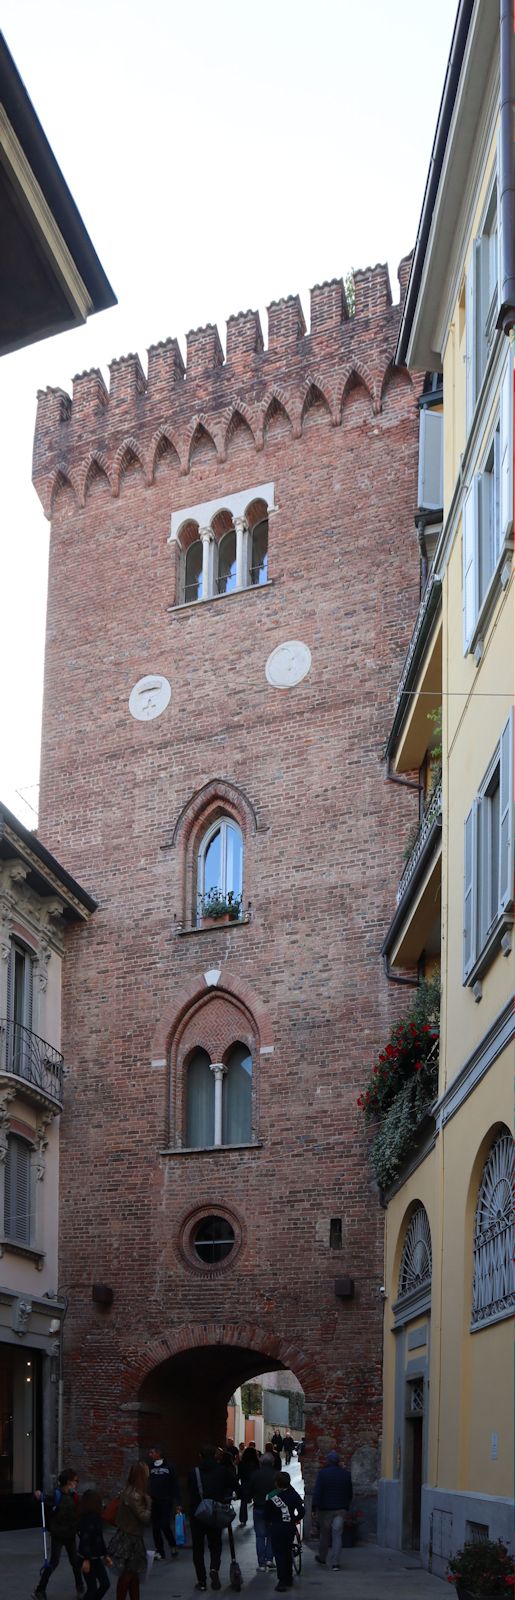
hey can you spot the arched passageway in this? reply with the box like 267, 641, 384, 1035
137, 1343, 303, 1478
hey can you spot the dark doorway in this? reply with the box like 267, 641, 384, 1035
402, 1414, 423, 1550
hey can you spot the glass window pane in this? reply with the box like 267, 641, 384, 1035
225, 824, 243, 898
217, 530, 237, 594
194, 1215, 235, 1263
184, 541, 203, 603
186, 1052, 214, 1148
204, 829, 221, 896
250, 519, 268, 586
222, 1044, 252, 1145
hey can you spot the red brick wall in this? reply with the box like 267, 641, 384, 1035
34, 261, 422, 1494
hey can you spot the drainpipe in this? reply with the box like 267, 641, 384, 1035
382, 953, 420, 989
497, 0, 515, 334
57, 1295, 69, 1475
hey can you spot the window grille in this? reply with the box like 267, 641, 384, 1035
472, 1130, 514, 1327
398, 1207, 432, 1299
408, 1379, 424, 1415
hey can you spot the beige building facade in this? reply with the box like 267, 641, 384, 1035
378, 0, 515, 1575
0, 804, 94, 1527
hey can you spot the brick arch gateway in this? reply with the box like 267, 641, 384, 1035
122, 1322, 323, 1487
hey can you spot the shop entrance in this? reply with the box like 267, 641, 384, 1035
0, 1345, 42, 1529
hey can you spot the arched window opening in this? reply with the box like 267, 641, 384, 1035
198, 818, 243, 922
217, 528, 237, 595
398, 1207, 432, 1301
250, 517, 268, 586
222, 1043, 252, 1145
472, 1129, 514, 1328
186, 1050, 214, 1148
184, 540, 203, 604
4, 1134, 31, 1244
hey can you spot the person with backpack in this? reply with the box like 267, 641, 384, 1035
247, 1452, 277, 1571
32, 1468, 83, 1599
77, 1490, 112, 1598
265, 1471, 304, 1592
187, 1445, 237, 1592
147, 1447, 180, 1560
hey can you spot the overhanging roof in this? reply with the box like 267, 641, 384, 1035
0, 32, 116, 355
0, 800, 97, 920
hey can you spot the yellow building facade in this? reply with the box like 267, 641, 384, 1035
378, 1, 514, 1574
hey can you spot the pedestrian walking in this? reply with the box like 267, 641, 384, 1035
271, 1432, 283, 1456
265, 1441, 282, 1471
247, 1452, 278, 1572
106, 1461, 151, 1600
188, 1445, 237, 1592
77, 1490, 112, 1599
312, 1450, 353, 1570
265, 1472, 304, 1593
282, 1435, 294, 1466
238, 1441, 259, 1526
32, 1468, 83, 1599
147, 1447, 179, 1561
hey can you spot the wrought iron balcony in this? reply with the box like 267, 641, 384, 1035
396, 780, 442, 906
0, 1019, 64, 1108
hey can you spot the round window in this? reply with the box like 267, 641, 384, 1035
193, 1215, 235, 1265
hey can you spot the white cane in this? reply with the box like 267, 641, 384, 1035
41, 1496, 48, 1565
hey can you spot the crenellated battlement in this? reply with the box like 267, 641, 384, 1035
33, 255, 415, 515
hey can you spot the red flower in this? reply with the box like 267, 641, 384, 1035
373, 1066, 378, 1075
414, 1061, 423, 1072
385, 1044, 395, 1058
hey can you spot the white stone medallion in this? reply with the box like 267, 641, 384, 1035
129, 674, 171, 720
265, 640, 312, 689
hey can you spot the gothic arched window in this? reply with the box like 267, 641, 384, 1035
250, 517, 268, 586
197, 817, 243, 922
184, 540, 203, 604
185, 1044, 253, 1149
217, 528, 237, 594
398, 1206, 432, 1300
472, 1129, 514, 1328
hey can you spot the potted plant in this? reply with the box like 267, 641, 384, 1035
447, 1538, 515, 1598
199, 888, 243, 926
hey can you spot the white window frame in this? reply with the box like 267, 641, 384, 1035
463, 711, 514, 984
197, 817, 243, 919
169, 482, 274, 607
462, 355, 513, 656
466, 171, 499, 432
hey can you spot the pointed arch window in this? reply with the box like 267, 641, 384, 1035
173, 483, 274, 605
472, 1129, 514, 1328
197, 817, 243, 922
184, 1044, 253, 1149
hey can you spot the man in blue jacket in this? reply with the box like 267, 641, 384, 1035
312, 1451, 353, 1570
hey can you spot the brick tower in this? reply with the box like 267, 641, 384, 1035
32, 258, 421, 1505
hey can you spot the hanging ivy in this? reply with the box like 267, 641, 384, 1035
357, 977, 440, 1191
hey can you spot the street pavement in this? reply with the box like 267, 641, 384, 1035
1, 1459, 446, 1600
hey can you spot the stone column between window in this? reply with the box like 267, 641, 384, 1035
200, 526, 215, 599
210, 1062, 227, 1146
234, 516, 249, 589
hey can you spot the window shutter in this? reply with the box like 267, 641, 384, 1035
4, 1136, 31, 1243
496, 126, 503, 322
476, 795, 488, 951
500, 354, 514, 544
463, 480, 478, 652
464, 804, 477, 979
418, 408, 443, 511
499, 711, 514, 911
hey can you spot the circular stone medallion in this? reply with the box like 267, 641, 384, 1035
265, 639, 312, 689
129, 674, 171, 721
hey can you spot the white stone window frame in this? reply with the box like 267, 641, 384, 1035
168, 482, 276, 608
471, 1129, 515, 1331
197, 816, 243, 926
463, 711, 514, 987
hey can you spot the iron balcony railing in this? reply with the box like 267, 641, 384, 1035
0, 1019, 64, 1105
396, 780, 443, 906
395, 573, 442, 710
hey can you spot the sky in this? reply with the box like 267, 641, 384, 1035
0, 0, 456, 827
